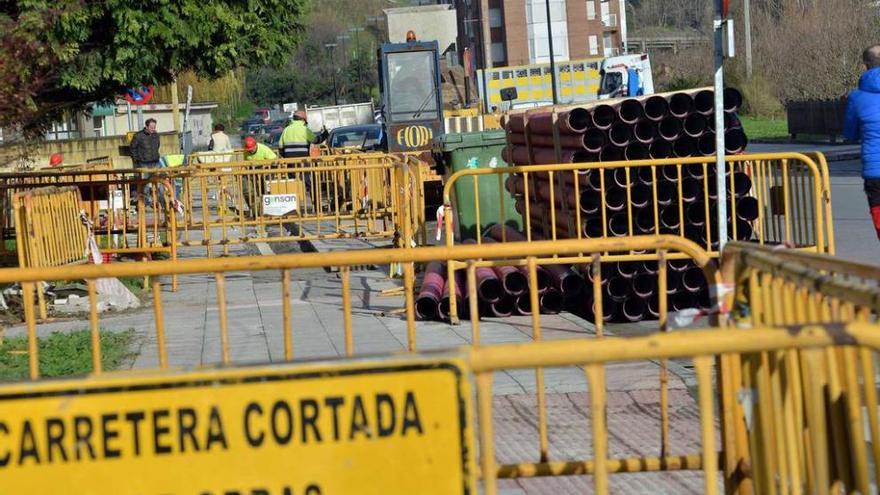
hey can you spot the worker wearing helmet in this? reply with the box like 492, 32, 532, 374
278, 110, 322, 159
243, 135, 277, 161
241, 136, 276, 213
48, 153, 63, 168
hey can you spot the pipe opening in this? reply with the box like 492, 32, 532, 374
659, 117, 683, 141
567, 107, 592, 132
583, 128, 606, 152
669, 93, 695, 117
415, 296, 439, 321
723, 87, 743, 113
694, 90, 715, 115
540, 288, 564, 314
491, 296, 516, 317
644, 95, 669, 121
592, 105, 616, 129
619, 99, 644, 124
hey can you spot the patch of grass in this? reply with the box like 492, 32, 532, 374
0, 329, 136, 381
118, 276, 148, 293
740, 116, 789, 140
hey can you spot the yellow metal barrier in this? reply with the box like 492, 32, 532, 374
717, 242, 880, 494
0, 168, 177, 262
13, 186, 90, 269
185, 150, 245, 165
468, 322, 880, 495
0, 235, 711, 377
165, 153, 424, 255
443, 152, 835, 258
0, 235, 720, 492
0, 237, 879, 492
1, 153, 426, 264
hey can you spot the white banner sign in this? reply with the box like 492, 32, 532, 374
262, 194, 298, 216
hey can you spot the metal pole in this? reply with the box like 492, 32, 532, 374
326, 44, 339, 106
136, 106, 144, 129
744, 0, 753, 79
544, 0, 559, 104
171, 77, 181, 132
351, 27, 364, 101
714, 0, 729, 250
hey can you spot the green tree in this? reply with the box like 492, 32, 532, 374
246, 0, 386, 107
0, 0, 309, 138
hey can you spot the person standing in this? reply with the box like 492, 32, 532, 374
130, 118, 161, 168
208, 123, 233, 162
844, 45, 880, 242
278, 110, 319, 158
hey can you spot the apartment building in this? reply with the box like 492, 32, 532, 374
456, 0, 626, 69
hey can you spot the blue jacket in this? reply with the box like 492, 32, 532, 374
844, 68, 880, 178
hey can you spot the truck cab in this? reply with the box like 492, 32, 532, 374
598, 54, 655, 99
378, 40, 443, 153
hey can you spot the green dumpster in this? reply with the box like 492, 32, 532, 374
433, 131, 521, 240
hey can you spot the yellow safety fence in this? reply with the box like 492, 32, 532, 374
1, 152, 428, 264
164, 153, 425, 255
0, 237, 878, 493
716, 242, 880, 495
0, 169, 176, 263
443, 151, 835, 256
13, 186, 90, 270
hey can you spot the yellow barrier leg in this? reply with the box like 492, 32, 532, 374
87, 279, 102, 374
22, 281, 39, 380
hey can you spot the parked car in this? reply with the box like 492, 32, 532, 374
326, 124, 386, 153
266, 130, 282, 150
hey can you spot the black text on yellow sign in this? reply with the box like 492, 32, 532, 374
0, 359, 474, 494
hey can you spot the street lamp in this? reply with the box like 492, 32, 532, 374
367, 16, 385, 43
350, 27, 365, 100
336, 34, 350, 64
324, 43, 339, 106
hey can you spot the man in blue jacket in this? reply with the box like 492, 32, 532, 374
844, 45, 880, 242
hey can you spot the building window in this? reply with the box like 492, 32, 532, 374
587, 1, 596, 20
92, 116, 105, 137
589, 35, 599, 55
491, 42, 506, 64
489, 8, 503, 28
45, 115, 80, 141
526, 0, 570, 64
603, 32, 614, 57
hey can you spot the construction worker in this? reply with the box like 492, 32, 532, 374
48, 153, 63, 168
243, 135, 277, 161
241, 136, 276, 213
278, 110, 322, 159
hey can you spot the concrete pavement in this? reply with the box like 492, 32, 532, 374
5, 224, 709, 493
751, 143, 878, 264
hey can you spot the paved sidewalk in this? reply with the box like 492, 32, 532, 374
5, 224, 711, 493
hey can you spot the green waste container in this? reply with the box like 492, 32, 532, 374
433, 130, 521, 241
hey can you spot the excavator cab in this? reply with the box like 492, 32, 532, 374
379, 38, 443, 153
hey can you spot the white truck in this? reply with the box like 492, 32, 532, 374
597, 53, 655, 99
304, 102, 375, 133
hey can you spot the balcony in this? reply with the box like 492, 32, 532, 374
602, 13, 618, 30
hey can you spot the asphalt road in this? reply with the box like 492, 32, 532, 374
823, 158, 878, 264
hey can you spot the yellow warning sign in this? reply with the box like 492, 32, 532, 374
0, 357, 474, 494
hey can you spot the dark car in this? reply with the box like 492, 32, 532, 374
327, 124, 386, 153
